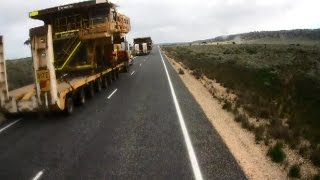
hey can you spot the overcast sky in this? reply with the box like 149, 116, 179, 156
0, 0, 319, 59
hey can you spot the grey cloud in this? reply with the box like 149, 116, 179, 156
0, 0, 318, 59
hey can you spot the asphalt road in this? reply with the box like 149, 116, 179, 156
0, 46, 247, 180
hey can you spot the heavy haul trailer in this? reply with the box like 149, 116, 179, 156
0, 0, 131, 115
133, 37, 153, 55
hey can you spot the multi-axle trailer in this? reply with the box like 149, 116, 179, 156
0, 0, 131, 115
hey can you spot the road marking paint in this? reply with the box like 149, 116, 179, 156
107, 89, 118, 99
32, 170, 45, 180
130, 71, 135, 76
158, 47, 203, 180
0, 118, 22, 134
140, 63, 142, 67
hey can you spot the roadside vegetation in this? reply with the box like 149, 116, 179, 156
163, 43, 320, 176
6, 57, 33, 90
194, 29, 320, 45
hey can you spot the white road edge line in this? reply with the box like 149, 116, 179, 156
107, 89, 118, 99
158, 46, 204, 180
0, 118, 22, 134
32, 169, 45, 180
130, 71, 135, 76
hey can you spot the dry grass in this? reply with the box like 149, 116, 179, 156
163, 44, 320, 167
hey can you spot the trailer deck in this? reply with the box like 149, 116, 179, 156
4, 62, 125, 114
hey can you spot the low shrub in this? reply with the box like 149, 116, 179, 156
241, 117, 254, 131
191, 70, 201, 79
254, 126, 265, 142
311, 149, 320, 167
288, 164, 301, 178
267, 142, 286, 163
231, 106, 239, 115
235, 114, 246, 123
178, 68, 185, 75
264, 134, 271, 146
268, 119, 296, 147
222, 101, 233, 112
298, 145, 308, 157
234, 113, 254, 131
258, 109, 271, 119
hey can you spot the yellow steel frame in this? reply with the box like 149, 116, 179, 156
56, 41, 82, 71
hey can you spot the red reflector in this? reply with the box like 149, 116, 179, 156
40, 80, 47, 88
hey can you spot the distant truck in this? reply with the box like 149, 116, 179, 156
0, 0, 131, 115
133, 37, 153, 55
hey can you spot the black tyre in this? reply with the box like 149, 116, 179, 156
96, 78, 102, 92
87, 82, 95, 98
3, 113, 18, 120
123, 62, 129, 72
112, 70, 117, 81
115, 69, 119, 79
102, 76, 108, 89
107, 73, 112, 85
64, 97, 74, 115
76, 88, 86, 106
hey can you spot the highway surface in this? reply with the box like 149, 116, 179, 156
0, 46, 247, 180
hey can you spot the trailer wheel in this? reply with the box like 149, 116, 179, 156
3, 113, 18, 119
107, 74, 112, 84
102, 76, 108, 89
123, 62, 129, 72
112, 70, 117, 81
76, 88, 86, 105
64, 97, 74, 115
96, 78, 102, 92
115, 69, 119, 79
87, 82, 95, 98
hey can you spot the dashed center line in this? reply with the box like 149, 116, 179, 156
0, 118, 22, 134
32, 170, 45, 180
107, 89, 118, 99
130, 71, 135, 76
